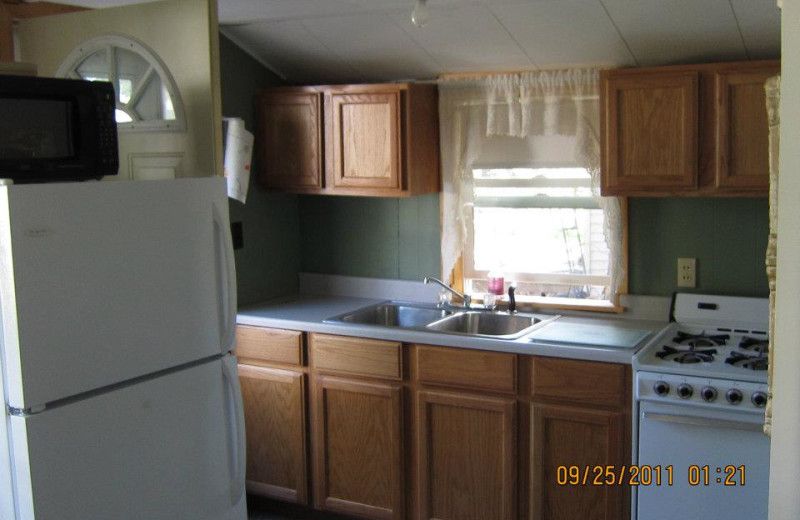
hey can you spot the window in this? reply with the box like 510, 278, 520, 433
439, 69, 625, 311
465, 165, 612, 302
56, 35, 185, 132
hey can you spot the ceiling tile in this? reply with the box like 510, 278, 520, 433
729, 0, 781, 60
390, 5, 533, 73
600, 0, 748, 66
218, 0, 365, 24
301, 14, 442, 81
491, 0, 636, 68
220, 22, 361, 84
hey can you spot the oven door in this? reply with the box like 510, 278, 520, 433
636, 401, 770, 520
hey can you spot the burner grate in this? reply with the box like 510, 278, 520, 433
673, 331, 730, 348
655, 345, 717, 364
739, 336, 769, 355
725, 351, 768, 371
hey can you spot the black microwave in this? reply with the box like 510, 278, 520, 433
0, 74, 118, 183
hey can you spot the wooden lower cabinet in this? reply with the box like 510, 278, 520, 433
312, 375, 404, 520
530, 403, 627, 520
238, 364, 308, 504
238, 326, 632, 520
416, 390, 517, 520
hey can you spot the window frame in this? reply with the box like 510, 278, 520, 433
462, 165, 628, 312
56, 34, 186, 133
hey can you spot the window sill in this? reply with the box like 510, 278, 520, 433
475, 294, 625, 314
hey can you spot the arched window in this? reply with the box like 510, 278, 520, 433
57, 35, 186, 132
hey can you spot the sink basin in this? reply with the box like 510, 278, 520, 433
326, 302, 453, 328
426, 311, 547, 339
325, 301, 557, 340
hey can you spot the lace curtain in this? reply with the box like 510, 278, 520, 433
764, 75, 780, 437
438, 68, 625, 302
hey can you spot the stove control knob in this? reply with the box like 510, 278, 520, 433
677, 383, 693, 399
726, 388, 743, 405
653, 381, 670, 396
751, 391, 768, 408
701, 386, 718, 402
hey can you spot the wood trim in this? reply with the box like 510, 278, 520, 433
414, 344, 517, 394
313, 375, 404, 520
0, 2, 12, 62
310, 333, 403, 381
405, 83, 440, 195
235, 325, 303, 366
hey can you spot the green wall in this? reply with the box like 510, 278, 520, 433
628, 198, 769, 297
298, 194, 441, 281
220, 35, 767, 300
219, 35, 300, 306
296, 194, 768, 298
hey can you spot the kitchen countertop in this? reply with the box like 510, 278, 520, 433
237, 294, 670, 364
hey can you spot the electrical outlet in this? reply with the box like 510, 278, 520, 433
231, 222, 244, 250
677, 257, 696, 288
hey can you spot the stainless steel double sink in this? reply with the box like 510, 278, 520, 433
324, 301, 558, 340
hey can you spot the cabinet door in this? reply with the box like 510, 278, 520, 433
312, 375, 404, 520
257, 90, 323, 190
328, 89, 402, 190
714, 66, 777, 192
602, 71, 698, 194
416, 390, 517, 520
238, 365, 308, 504
530, 403, 626, 520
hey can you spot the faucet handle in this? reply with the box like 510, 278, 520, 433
508, 282, 517, 313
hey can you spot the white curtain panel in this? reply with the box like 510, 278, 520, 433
438, 68, 625, 301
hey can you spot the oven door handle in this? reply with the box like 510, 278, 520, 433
641, 411, 765, 432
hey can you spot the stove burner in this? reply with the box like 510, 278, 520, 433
673, 331, 730, 348
655, 345, 717, 364
725, 351, 768, 371
739, 336, 769, 355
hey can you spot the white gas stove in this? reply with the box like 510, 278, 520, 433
633, 293, 770, 520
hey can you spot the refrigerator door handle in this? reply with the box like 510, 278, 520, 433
212, 202, 237, 354
222, 357, 246, 505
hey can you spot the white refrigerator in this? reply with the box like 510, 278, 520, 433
0, 178, 247, 520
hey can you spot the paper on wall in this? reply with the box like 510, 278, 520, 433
223, 118, 254, 203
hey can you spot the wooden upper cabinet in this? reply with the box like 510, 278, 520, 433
256, 83, 439, 197
256, 89, 323, 191
601, 60, 779, 197
328, 89, 401, 191
602, 70, 699, 194
714, 65, 777, 192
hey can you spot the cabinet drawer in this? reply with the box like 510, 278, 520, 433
310, 334, 402, 381
415, 345, 517, 394
235, 325, 303, 366
531, 357, 629, 408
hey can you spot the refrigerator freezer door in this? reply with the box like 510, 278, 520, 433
7, 356, 246, 520
0, 178, 236, 409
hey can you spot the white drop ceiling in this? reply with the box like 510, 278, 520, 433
45, 0, 782, 84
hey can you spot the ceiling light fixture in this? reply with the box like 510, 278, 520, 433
411, 0, 430, 28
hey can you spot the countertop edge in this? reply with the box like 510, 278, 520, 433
236, 295, 670, 365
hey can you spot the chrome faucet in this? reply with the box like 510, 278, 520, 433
423, 276, 472, 308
